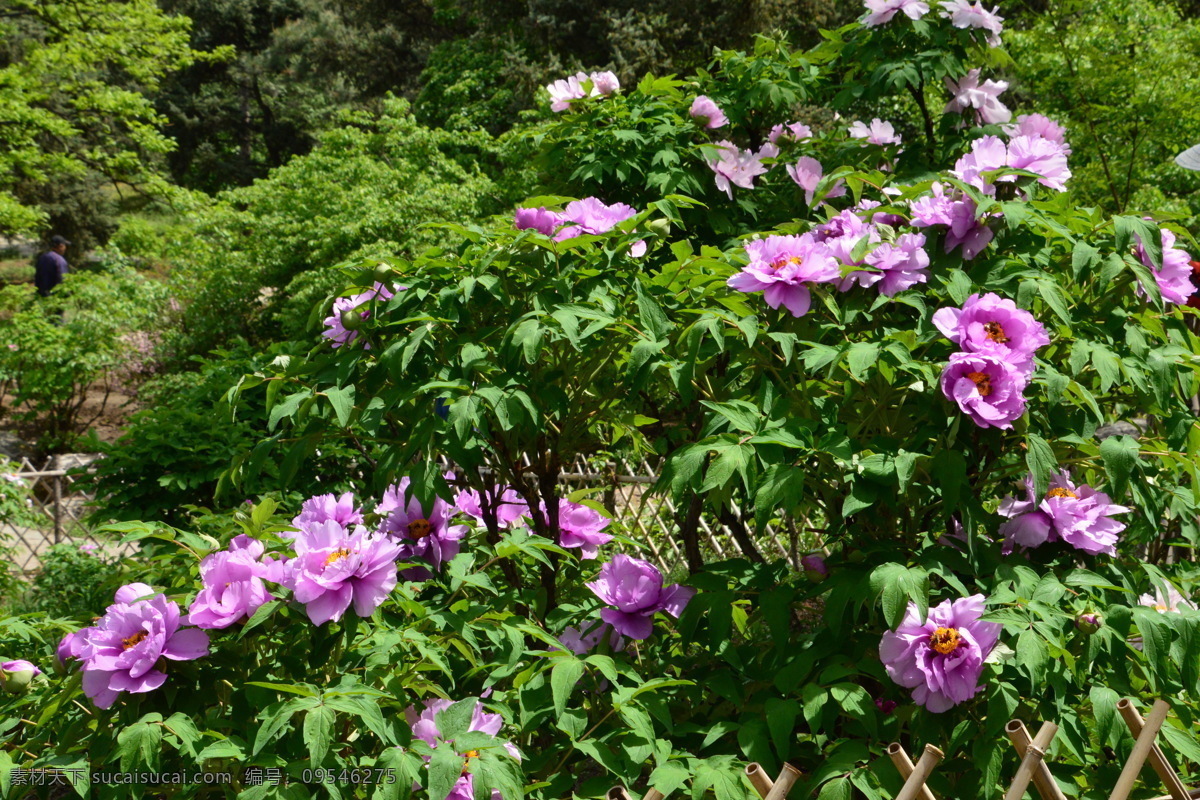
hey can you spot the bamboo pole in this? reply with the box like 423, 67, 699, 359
608, 789, 632, 800
1109, 699, 1173, 800
644, 790, 665, 800
1004, 722, 1059, 800
1005, 720, 1067, 800
762, 764, 801, 800
744, 763, 775, 799
886, 743, 937, 800
1147, 792, 1200, 800
1117, 699, 1190, 800
894, 745, 945, 800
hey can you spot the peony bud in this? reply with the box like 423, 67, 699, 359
1075, 612, 1102, 634
1, 660, 41, 693
801, 554, 828, 583
339, 309, 363, 331
373, 264, 393, 284
646, 219, 671, 238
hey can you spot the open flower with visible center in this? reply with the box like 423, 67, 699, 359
939, 352, 1028, 429
786, 156, 846, 206
999, 471, 1129, 556
879, 594, 1000, 712
456, 485, 530, 529
1135, 228, 1197, 306
932, 292, 1050, 373
322, 282, 397, 348
407, 697, 522, 800
940, 0, 1003, 46
1139, 584, 1196, 613
863, 0, 930, 26
555, 500, 613, 559
283, 521, 401, 624
707, 142, 777, 199
188, 545, 274, 629
377, 476, 467, 578
689, 95, 728, 128
910, 182, 995, 260
727, 233, 841, 317
586, 554, 695, 640
71, 583, 210, 709
944, 69, 1011, 125
292, 492, 364, 532
848, 119, 902, 146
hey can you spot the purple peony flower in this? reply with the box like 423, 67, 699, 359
707, 141, 777, 199
932, 292, 1050, 372
801, 554, 828, 582
588, 71, 620, 96
377, 476, 467, 578
514, 207, 562, 236
879, 594, 1000, 712
848, 119, 902, 146
559, 621, 625, 654
1006, 135, 1072, 192
940, 0, 1003, 47
406, 697, 522, 800
57, 630, 87, 666
546, 73, 587, 112
727, 233, 841, 317
322, 282, 397, 349
910, 183, 995, 259
951, 135, 1009, 194
74, 584, 210, 709
1136, 228, 1197, 305
188, 546, 274, 629
867, 232, 931, 296
863, 0, 930, 26
944, 69, 1011, 125
292, 492, 364, 533
690, 95, 728, 129
875, 697, 899, 714
999, 471, 1129, 556
786, 156, 846, 206
555, 501, 614, 559
1, 660, 41, 692
585, 554, 695, 640
939, 352, 1029, 430
768, 121, 814, 143
554, 197, 638, 240
283, 521, 402, 625
456, 485, 530, 528
1004, 114, 1069, 147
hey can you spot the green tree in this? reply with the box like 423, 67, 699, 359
0, 0, 202, 238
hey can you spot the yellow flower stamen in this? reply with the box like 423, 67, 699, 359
325, 548, 351, 565
407, 518, 433, 540
1046, 487, 1078, 499
983, 321, 1010, 343
121, 631, 148, 650
966, 371, 992, 397
929, 627, 960, 655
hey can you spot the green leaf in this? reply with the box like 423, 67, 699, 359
1015, 628, 1048, 684
1099, 435, 1139, 499
304, 705, 336, 768
551, 657, 585, 718
117, 720, 163, 772
324, 385, 356, 427
845, 342, 880, 381
429, 741, 465, 800
650, 761, 691, 797
238, 599, 283, 641
1025, 432, 1056, 498
1036, 279, 1073, 326
816, 777, 851, 800
268, 389, 311, 431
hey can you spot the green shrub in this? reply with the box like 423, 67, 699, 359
18, 543, 121, 622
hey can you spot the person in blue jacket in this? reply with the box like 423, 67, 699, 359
34, 235, 70, 297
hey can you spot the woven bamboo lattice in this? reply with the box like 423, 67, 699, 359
1, 453, 819, 575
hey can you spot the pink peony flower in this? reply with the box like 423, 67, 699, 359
407, 697, 521, 800
188, 545, 274, 629
292, 492, 364, 532
554, 197, 638, 239
939, 352, 1029, 430
932, 292, 1050, 373
944, 69, 1011, 125
863, 0, 930, 26
546, 73, 587, 112
707, 141, 777, 199
1140, 584, 1196, 613
586, 554, 695, 640
1004, 114, 1069, 147
848, 119, 902, 146
910, 182, 995, 260
1006, 135, 1072, 192
1, 660, 41, 693
690, 95, 728, 129
322, 282, 397, 349
868, 232, 931, 296
940, 0, 1003, 46
559, 621, 625, 654
377, 476, 467, 578
1136, 228, 1197, 305
283, 522, 401, 625
456, 485, 530, 528
768, 121, 814, 143
880, 594, 1001, 712
588, 71, 620, 96
786, 156, 846, 206
727, 233, 841, 317
514, 207, 562, 236
999, 471, 1130, 556
74, 584, 210, 709
555, 501, 613, 559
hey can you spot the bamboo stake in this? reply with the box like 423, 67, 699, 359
1005, 720, 1067, 800
644, 790, 665, 800
744, 763, 775, 799
608, 789, 632, 800
886, 743, 937, 800
762, 764, 801, 800
1147, 792, 1200, 800
1004, 722, 1059, 800
1109, 699, 1173, 800
894, 745, 944, 800
1117, 699, 1190, 800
